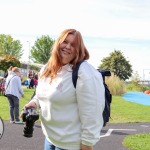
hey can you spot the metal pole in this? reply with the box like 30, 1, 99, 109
27, 41, 30, 63
143, 69, 150, 86
143, 69, 144, 85
27, 41, 30, 77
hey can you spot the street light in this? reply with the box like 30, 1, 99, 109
27, 41, 30, 63
27, 41, 30, 76
143, 69, 150, 85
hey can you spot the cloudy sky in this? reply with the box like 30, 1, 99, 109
0, 0, 150, 79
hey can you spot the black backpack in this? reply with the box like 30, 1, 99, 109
72, 61, 112, 127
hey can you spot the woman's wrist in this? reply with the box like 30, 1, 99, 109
81, 144, 93, 150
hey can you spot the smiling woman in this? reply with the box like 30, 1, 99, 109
22, 29, 105, 150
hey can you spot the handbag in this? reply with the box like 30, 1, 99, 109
4, 75, 16, 97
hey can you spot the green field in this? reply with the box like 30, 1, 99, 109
110, 96, 150, 123
0, 89, 150, 150
0, 88, 35, 120
1, 89, 150, 122
123, 133, 150, 150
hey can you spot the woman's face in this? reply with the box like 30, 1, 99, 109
59, 34, 76, 65
16, 70, 22, 78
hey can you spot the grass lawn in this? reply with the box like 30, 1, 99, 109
0, 89, 150, 149
1, 89, 150, 122
110, 96, 150, 123
123, 133, 150, 150
111, 95, 150, 150
0, 88, 35, 120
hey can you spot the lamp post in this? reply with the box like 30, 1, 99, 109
27, 41, 30, 63
143, 69, 150, 85
27, 41, 30, 76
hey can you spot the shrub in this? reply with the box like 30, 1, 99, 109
126, 83, 144, 92
126, 71, 147, 92
105, 73, 126, 96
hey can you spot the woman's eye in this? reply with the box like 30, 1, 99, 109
63, 40, 67, 44
71, 43, 75, 47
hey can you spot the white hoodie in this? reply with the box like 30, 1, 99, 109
31, 61, 105, 150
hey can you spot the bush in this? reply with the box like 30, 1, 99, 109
126, 83, 144, 92
105, 73, 126, 96
126, 70, 145, 92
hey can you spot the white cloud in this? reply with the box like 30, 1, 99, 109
1, 0, 150, 39
0, 0, 150, 79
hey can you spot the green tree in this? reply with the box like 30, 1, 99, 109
31, 35, 54, 64
0, 55, 21, 71
0, 34, 23, 59
99, 50, 133, 81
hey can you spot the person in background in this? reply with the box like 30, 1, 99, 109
33, 73, 38, 88
29, 76, 34, 89
0, 77, 5, 95
27, 70, 33, 88
4, 66, 14, 79
5, 67, 24, 124
22, 29, 105, 150
4, 71, 8, 79
3, 66, 14, 96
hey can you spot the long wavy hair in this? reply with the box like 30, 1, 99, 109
41, 29, 90, 83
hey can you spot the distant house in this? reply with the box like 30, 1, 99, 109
0, 62, 43, 78
20, 61, 43, 77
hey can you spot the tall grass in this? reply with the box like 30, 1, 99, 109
105, 71, 149, 96
126, 81, 144, 92
125, 71, 148, 92
106, 73, 126, 96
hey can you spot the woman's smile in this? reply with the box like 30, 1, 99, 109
60, 34, 76, 64
61, 49, 72, 55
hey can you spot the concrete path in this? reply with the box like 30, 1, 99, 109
0, 121, 150, 150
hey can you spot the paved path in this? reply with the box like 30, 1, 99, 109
0, 121, 150, 150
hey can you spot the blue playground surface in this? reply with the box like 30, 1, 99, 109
122, 91, 150, 106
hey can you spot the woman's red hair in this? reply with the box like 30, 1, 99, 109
41, 29, 90, 82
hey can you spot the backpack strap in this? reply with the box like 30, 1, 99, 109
5, 75, 16, 90
72, 60, 84, 88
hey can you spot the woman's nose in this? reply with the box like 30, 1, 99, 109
66, 43, 71, 49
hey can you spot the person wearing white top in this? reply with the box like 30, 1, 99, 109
5, 67, 24, 123
23, 29, 105, 150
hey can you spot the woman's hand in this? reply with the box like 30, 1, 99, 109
25, 101, 37, 109
20, 101, 37, 118
81, 144, 93, 150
